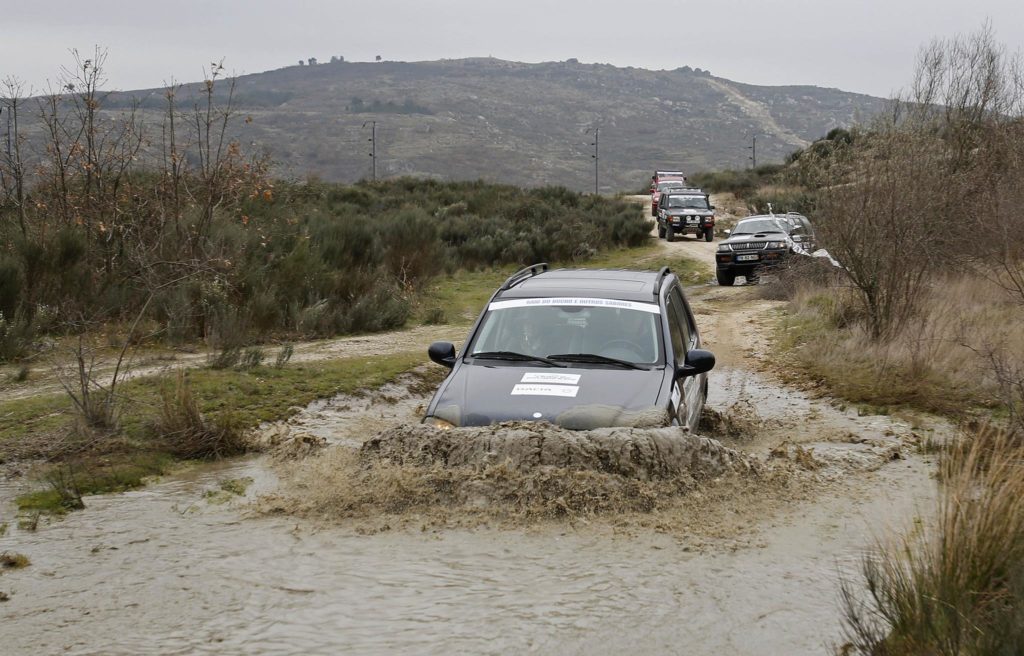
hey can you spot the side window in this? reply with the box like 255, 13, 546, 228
669, 287, 693, 344
666, 287, 693, 365
667, 305, 685, 365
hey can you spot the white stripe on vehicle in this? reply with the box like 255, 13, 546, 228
489, 298, 660, 314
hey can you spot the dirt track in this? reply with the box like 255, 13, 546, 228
0, 198, 949, 655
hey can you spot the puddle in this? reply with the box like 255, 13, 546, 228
0, 365, 949, 655
0, 450, 937, 655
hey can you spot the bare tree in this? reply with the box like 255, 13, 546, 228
0, 77, 29, 237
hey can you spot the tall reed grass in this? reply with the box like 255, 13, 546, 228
840, 425, 1024, 654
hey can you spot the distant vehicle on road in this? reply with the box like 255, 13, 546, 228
714, 215, 793, 285
651, 170, 687, 188
651, 180, 689, 215
650, 170, 688, 216
424, 264, 715, 432
657, 189, 716, 242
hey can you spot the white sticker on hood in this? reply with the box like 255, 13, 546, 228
521, 373, 581, 385
511, 384, 580, 397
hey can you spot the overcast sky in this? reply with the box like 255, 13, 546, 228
2, 0, 1021, 98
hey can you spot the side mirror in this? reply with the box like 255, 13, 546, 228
724, 229, 731, 236
709, 205, 716, 210
677, 349, 715, 378
428, 341, 457, 368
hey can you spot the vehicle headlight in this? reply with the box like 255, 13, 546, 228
424, 416, 456, 430
717, 244, 730, 252
767, 241, 786, 249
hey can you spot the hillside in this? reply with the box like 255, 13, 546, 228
109, 58, 887, 191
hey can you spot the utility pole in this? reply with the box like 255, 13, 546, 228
748, 134, 758, 170
362, 120, 377, 181
586, 126, 599, 194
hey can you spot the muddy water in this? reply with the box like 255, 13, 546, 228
1, 452, 934, 656
0, 363, 941, 655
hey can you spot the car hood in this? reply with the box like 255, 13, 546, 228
430, 364, 672, 430
722, 231, 787, 244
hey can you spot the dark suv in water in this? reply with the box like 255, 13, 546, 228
714, 215, 794, 285
424, 264, 715, 432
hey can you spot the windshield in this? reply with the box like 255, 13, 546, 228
657, 181, 685, 192
732, 218, 787, 235
665, 195, 709, 210
469, 299, 662, 365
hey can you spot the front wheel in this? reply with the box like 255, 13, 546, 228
657, 223, 666, 238
666, 224, 676, 243
716, 270, 736, 286
704, 229, 714, 242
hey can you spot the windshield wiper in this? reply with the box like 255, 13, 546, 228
471, 351, 566, 367
547, 353, 647, 370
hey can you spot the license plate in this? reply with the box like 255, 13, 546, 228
737, 254, 759, 262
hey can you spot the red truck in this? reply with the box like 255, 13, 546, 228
650, 170, 687, 216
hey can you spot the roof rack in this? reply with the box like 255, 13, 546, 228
500, 263, 549, 291
654, 266, 671, 298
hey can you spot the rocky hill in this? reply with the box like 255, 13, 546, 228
110, 58, 887, 191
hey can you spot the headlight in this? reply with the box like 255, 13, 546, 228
424, 416, 456, 430
767, 241, 786, 249
717, 244, 730, 252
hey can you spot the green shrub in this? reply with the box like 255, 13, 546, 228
1, 178, 650, 351
0, 256, 21, 318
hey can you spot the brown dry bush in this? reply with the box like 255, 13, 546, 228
781, 275, 1020, 416
788, 25, 1024, 342
839, 425, 1024, 654
770, 26, 1024, 422
153, 370, 247, 459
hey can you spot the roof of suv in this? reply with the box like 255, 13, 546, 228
495, 268, 666, 303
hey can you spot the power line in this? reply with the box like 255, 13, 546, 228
362, 120, 376, 180
585, 126, 599, 194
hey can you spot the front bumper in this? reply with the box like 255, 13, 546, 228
716, 248, 788, 271
667, 215, 715, 233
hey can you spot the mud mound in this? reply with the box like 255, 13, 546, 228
698, 400, 763, 442
260, 424, 761, 524
263, 447, 675, 521
249, 425, 327, 460
362, 422, 752, 481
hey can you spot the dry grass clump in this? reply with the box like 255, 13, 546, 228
0, 552, 31, 570
777, 275, 1022, 417
153, 371, 247, 459
839, 426, 1024, 654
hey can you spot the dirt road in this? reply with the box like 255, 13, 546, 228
0, 199, 947, 655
